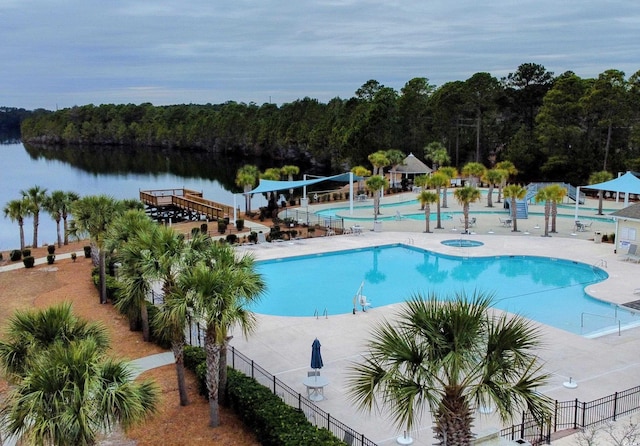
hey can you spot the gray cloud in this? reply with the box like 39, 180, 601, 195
1, 0, 638, 109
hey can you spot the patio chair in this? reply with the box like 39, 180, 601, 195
395, 211, 405, 221
359, 294, 372, 312
624, 244, 640, 262
581, 221, 593, 231
499, 217, 511, 227
308, 370, 320, 377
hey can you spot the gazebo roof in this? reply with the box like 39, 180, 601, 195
390, 153, 432, 175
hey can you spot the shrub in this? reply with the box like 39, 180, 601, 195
83, 246, 92, 258
10, 249, 22, 261
226, 234, 238, 244
23, 256, 35, 268
0, 252, 3, 261
218, 220, 227, 234
200, 223, 208, 234
191, 227, 200, 237
47, 254, 55, 264
47, 244, 56, 254
22, 248, 31, 257
147, 303, 172, 350
235, 218, 245, 231
71, 252, 77, 262
248, 231, 258, 244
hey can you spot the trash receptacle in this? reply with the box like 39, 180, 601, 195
594, 231, 602, 243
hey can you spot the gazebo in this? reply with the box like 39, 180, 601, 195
389, 153, 432, 189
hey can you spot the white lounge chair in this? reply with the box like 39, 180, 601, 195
624, 244, 640, 262
359, 294, 372, 312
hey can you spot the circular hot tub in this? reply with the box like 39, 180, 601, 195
441, 239, 484, 248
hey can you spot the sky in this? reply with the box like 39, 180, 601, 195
1, 0, 639, 110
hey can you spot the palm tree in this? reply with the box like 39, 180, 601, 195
347, 292, 552, 446
417, 191, 438, 233
61, 191, 80, 245
0, 303, 158, 446
351, 165, 372, 194
424, 141, 450, 171
235, 164, 260, 213
21, 185, 48, 248
439, 166, 458, 208
43, 190, 67, 247
365, 175, 389, 221
178, 243, 265, 427
3, 198, 29, 250
69, 195, 122, 304
588, 170, 614, 215
495, 161, 518, 203
454, 185, 481, 233
461, 162, 486, 187
368, 150, 390, 176
504, 184, 527, 232
105, 209, 157, 340
535, 186, 552, 237
280, 164, 300, 199
482, 169, 507, 208
546, 184, 568, 233
428, 172, 449, 230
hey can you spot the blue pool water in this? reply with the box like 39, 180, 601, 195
253, 244, 640, 336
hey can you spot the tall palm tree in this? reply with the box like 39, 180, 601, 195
280, 164, 300, 199
351, 165, 372, 194
105, 209, 157, 340
61, 191, 80, 245
439, 166, 458, 208
368, 151, 390, 176
3, 198, 29, 250
0, 303, 158, 446
365, 175, 389, 221
482, 169, 507, 208
178, 243, 265, 427
546, 184, 568, 233
461, 162, 486, 188
424, 141, 450, 171
348, 292, 552, 446
69, 195, 122, 304
535, 187, 553, 237
21, 185, 48, 248
588, 170, 614, 215
454, 185, 481, 233
503, 184, 527, 232
43, 190, 67, 247
235, 164, 260, 213
428, 172, 449, 229
495, 161, 518, 203
417, 191, 438, 233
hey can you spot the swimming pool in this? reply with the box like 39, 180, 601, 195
253, 244, 640, 337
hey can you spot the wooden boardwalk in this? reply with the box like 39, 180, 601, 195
140, 188, 234, 222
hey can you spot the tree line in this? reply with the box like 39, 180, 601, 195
17, 63, 640, 185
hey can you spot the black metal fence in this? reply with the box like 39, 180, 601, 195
501, 385, 640, 445
226, 346, 377, 446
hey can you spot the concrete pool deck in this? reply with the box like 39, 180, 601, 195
232, 192, 640, 445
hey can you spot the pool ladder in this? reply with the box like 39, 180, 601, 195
406, 237, 415, 245
314, 308, 328, 319
593, 259, 607, 268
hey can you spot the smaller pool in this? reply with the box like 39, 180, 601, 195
441, 239, 484, 248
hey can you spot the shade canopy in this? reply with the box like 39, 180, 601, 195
310, 338, 323, 370
581, 172, 640, 195
248, 172, 362, 195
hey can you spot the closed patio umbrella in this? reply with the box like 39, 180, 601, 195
310, 338, 323, 380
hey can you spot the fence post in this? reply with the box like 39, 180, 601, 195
231, 346, 235, 369
520, 411, 526, 439
251, 360, 255, 379
613, 391, 618, 421
273, 376, 277, 395
298, 393, 302, 410
327, 413, 331, 430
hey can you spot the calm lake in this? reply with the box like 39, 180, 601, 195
0, 143, 268, 251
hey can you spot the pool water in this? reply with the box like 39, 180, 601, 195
253, 244, 640, 337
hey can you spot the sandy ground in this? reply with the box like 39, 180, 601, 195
0, 240, 259, 446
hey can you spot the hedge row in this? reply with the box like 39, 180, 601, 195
183, 346, 347, 446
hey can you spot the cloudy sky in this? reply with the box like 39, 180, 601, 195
2, 0, 638, 110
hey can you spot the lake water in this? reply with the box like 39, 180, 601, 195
0, 143, 266, 251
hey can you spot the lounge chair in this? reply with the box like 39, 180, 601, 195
499, 217, 512, 227
624, 244, 640, 262
359, 294, 372, 312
